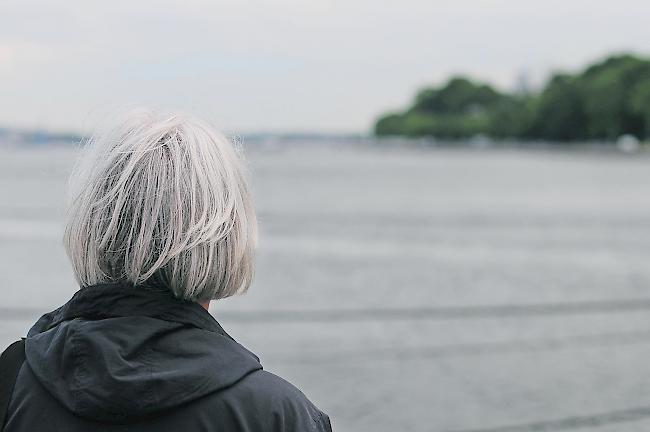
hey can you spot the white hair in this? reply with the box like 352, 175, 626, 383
64, 109, 257, 301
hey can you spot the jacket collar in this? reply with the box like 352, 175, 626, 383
29, 282, 228, 338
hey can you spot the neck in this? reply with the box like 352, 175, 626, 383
200, 301, 210, 311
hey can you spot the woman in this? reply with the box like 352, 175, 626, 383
2, 110, 332, 431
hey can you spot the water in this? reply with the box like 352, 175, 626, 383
2, 143, 650, 431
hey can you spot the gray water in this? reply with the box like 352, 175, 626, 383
2, 143, 650, 431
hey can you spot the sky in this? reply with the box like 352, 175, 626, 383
1, 0, 650, 134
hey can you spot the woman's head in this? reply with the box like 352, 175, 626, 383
64, 109, 257, 302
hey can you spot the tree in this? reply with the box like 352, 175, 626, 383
375, 76, 512, 138
527, 74, 588, 141
579, 54, 650, 140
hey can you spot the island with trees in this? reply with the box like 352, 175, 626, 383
374, 54, 650, 143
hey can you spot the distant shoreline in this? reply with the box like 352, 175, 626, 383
1, 132, 648, 156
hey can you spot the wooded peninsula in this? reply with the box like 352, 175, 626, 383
374, 54, 650, 142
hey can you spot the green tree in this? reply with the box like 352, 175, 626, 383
486, 96, 534, 139
527, 74, 588, 141
629, 80, 650, 137
412, 77, 506, 115
375, 76, 512, 138
579, 54, 650, 140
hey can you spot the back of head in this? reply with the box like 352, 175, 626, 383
64, 109, 257, 301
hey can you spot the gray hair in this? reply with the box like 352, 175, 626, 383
64, 109, 257, 301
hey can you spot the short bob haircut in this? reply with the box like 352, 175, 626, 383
64, 109, 257, 302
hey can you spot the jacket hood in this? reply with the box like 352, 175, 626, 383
24, 283, 262, 423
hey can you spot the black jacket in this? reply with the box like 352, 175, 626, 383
4, 283, 332, 431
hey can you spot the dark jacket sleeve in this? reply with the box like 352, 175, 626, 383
248, 371, 333, 432
280, 397, 332, 432
314, 411, 333, 432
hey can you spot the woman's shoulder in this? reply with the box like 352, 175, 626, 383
219, 369, 332, 431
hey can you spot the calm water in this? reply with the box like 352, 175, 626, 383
2, 142, 650, 431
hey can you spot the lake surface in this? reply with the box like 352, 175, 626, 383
2, 142, 650, 431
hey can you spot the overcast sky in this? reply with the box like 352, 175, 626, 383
2, 0, 649, 134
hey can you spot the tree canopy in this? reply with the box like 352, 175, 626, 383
374, 54, 650, 142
